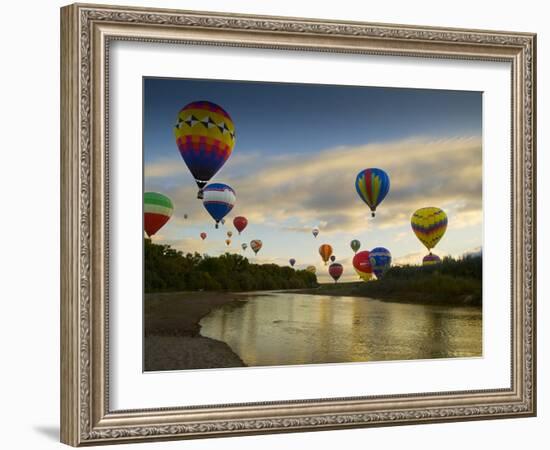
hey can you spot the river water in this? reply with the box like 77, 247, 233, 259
199, 292, 482, 367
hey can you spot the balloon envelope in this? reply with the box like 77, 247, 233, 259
250, 239, 262, 255
312, 227, 319, 238
353, 251, 373, 282
318, 244, 333, 265
355, 168, 390, 217
423, 254, 442, 266
369, 247, 392, 279
227, 231, 233, 238
202, 183, 236, 227
350, 239, 361, 253
289, 258, 296, 267
174, 101, 235, 197
306, 265, 316, 274
144, 192, 173, 237
411, 207, 448, 251
241, 243, 248, 251
225, 239, 231, 246
328, 263, 344, 282
233, 216, 248, 234
200, 232, 207, 240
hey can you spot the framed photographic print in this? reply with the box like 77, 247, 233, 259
60, 3, 536, 446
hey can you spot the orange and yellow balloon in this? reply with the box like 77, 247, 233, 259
318, 244, 333, 265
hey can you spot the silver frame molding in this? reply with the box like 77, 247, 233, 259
60, 3, 536, 446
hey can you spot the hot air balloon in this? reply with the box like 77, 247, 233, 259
355, 168, 390, 217
183, 213, 188, 219
144, 192, 173, 238
221, 219, 226, 225
353, 251, 373, 282
330, 255, 336, 262
306, 265, 316, 274
250, 240, 262, 255
369, 247, 392, 279
227, 231, 233, 238
202, 183, 236, 228
289, 258, 296, 267
225, 239, 231, 246
318, 244, 333, 265
423, 254, 442, 265
200, 232, 207, 240
312, 227, 319, 238
233, 216, 248, 235
328, 263, 344, 283
350, 239, 361, 254
174, 101, 235, 199
411, 207, 448, 253
241, 243, 248, 251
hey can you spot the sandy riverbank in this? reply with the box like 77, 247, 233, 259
144, 291, 247, 371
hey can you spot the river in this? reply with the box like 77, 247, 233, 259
199, 292, 482, 367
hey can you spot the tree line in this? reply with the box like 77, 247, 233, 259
144, 239, 317, 293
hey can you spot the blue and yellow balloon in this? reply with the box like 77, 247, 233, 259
355, 168, 390, 217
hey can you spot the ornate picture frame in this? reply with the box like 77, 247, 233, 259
60, 3, 536, 446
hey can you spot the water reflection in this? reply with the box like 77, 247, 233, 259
199, 293, 482, 367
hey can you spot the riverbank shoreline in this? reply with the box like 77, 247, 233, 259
144, 291, 247, 371
287, 283, 482, 307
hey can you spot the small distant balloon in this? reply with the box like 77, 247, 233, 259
369, 247, 392, 279
330, 255, 336, 262
202, 183, 235, 228
233, 216, 248, 235
350, 239, 361, 254
183, 213, 188, 219
241, 243, 248, 251
144, 192, 173, 238
289, 258, 296, 267
355, 168, 390, 217
353, 251, 373, 282
423, 254, 442, 266
328, 263, 344, 283
200, 232, 207, 240
318, 244, 333, 266
225, 239, 231, 246
250, 240, 262, 255
312, 227, 319, 238
227, 231, 233, 238
306, 265, 316, 274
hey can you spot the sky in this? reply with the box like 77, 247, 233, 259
143, 77, 482, 283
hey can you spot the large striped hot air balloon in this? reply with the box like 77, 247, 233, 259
423, 254, 442, 266
355, 168, 390, 217
318, 244, 333, 265
369, 247, 392, 279
233, 216, 248, 235
328, 263, 344, 283
144, 192, 173, 238
250, 240, 262, 255
353, 251, 373, 282
174, 101, 235, 199
350, 239, 361, 254
411, 207, 448, 253
202, 183, 236, 228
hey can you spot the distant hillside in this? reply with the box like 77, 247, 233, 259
144, 239, 317, 293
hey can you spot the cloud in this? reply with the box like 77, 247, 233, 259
145, 135, 482, 260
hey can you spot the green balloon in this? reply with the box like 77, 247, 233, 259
350, 239, 361, 254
